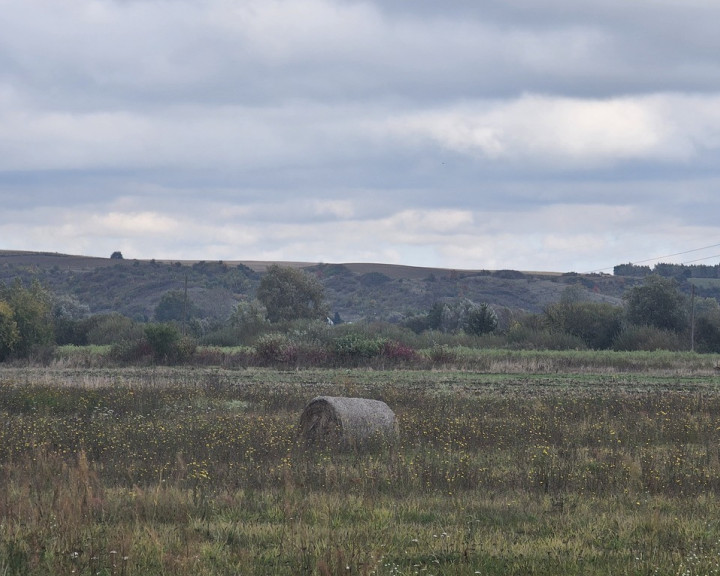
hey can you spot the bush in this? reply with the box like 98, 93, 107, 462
381, 340, 418, 364
110, 338, 153, 364
544, 301, 623, 349
464, 302, 498, 335
144, 323, 196, 364
294, 342, 332, 367
87, 314, 143, 345
404, 314, 429, 334
427, 345, 458, 366
199, 326, 245, 347
695, 316, 720, 353
228, 300, 269, 343
612, 325, 687, 352
254, 333, 294, 366
332, 333, 385, 364
506, 324, 586, 350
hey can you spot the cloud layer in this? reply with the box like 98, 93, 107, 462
1, 0, 719, 272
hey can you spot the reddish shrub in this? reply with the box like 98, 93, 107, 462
381, 340, 417, 364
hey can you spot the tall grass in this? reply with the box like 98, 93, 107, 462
3, 367, 720, 574
51, 338, 720, 374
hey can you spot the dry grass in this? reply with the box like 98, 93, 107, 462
3, 364, 720, 574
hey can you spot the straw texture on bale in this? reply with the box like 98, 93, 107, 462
299, 396, 397, 449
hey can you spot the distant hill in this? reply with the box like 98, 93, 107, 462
0, 250, 632, 323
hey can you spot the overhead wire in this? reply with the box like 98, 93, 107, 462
681, 253, 720, 265
584, 241, 720, 274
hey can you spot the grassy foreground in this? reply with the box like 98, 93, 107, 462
3, 362, 720, 574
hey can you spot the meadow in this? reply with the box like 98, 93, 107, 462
3, 356, 720, 575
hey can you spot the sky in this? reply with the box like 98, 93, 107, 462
1, 0, 720, 273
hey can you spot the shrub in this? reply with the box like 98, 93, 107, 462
695, 315, 720, 353
110, 338, 153, 363
254, 333, 293, 365
381, 340, 417, 364
144, 323, 195, 363
506, 324, 586, 350
175, 336, 197, 363
294, 342, 332, 367
427, 344, 458, 366
544, 301, 623, 349
464, 302, 498, 335
332, 334, 385, 364
87, 314, 143, 345
612, 325, 687, 352
404, 314, 429, 334
228, 299, 269, 343
199, 326, 245, 347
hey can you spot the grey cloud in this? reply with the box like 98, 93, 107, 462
1, 0, 719, 270
3, 0, 719, 113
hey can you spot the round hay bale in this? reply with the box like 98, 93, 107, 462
299, 396, 397, 449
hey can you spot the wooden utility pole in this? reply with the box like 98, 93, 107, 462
182, 273, 188, 336
690, 283, 696, 352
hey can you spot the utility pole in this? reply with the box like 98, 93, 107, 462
690, 283, 696, 352
182, 273, 188, 336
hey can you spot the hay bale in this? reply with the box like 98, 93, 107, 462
299, 396, 397, 449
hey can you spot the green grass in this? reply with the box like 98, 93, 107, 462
3, 364, 720, 574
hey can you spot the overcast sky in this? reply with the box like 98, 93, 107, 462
1, 0, 720, 272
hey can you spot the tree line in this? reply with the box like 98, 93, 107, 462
2, 266, 720, 364
614, 261, 720, 279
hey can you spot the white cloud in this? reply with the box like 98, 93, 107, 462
392, 93, 720, 167
89, 212, 180, 237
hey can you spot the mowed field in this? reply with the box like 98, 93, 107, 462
3, 359, 720, 575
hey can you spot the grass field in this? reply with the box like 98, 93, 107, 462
3, 358, 720, 574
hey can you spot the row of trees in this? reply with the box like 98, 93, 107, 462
0, 265, 329, 363
3, 267, 720, 363
541, 276, 720, 352
615, 262, 720, 279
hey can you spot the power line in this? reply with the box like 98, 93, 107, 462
681, 253, 720, 265
627, 242, 720, 266
585, 241, 720, 274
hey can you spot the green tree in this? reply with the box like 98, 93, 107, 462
0, 300, 19, 360
693, 299, 720, 353
624, 275, 688, 332
229, 299, 268, 339
545, 300, 623, 349
427, 302, 445, 331
436, 299, 494, 334
403, 302, 443, 333
464, 302, 499, 335
155, 290, 194, 323
256, 265, 327, 323
144, 323, 194, 363
0, 279, 54, 357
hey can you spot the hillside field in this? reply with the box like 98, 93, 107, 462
3, 356, 720, 575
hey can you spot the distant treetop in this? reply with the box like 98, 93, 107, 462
110, 251, 124, 260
